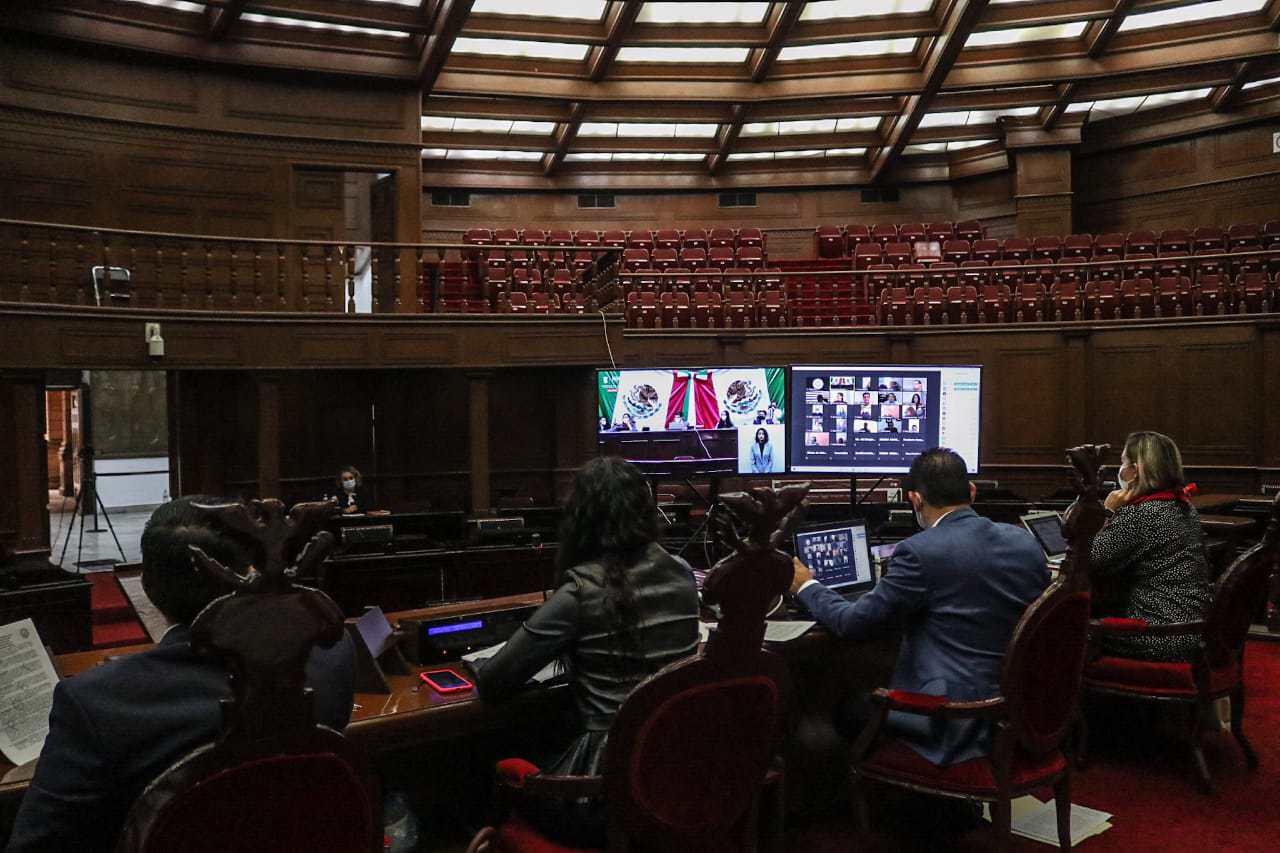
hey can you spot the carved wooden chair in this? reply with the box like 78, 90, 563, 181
849, 446, 1107, 852
116, 499, 380, 853
1082, 492, 1279, 793
467, 485, 810, 853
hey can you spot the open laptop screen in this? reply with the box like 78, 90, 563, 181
794, 522, 874, 594
1023, 512, 1068, 558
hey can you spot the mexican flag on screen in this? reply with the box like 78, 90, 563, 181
600, 368, 785, 430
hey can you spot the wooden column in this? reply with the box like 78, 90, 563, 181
468, 371, 492, 513
256, 373, 281, 500
0, 371, 51, 555
1013, 148, 1074, 238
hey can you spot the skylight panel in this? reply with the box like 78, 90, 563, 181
617, 123, 677, 137
120, 0, 205, 11
1065, 102, 1093, 113
727, 148, 868, 161
801, 1, 934, 20
471, 0, 608, 20
825, 147, 868, 156
420, 117, 555, 134
662, 153, 709, 161
611, 153, 667, 161
946, 140, 995, 151
836, 117, 883, 131
638, 3, 770, 24
578, 122, 619, 137
452, 38, 591, 61
674, 124, 720, 138
966, 21, 1088, 48
778, 38, 918, 60
1243, 75, 1280, 90
1139, 88, 1212, 110
615, 47, 751, 63
774, 149, 825, 159
421, 148, 449, 158
1120, 0, 1267, 31
902, 143, 947, 153
444, 149, 546, 161
563, 152, 614, 161
918, 111, 970, 128
919, 107, 1038, 127
1087, 95, 1147, 116
727, 152, 776, 161
241, 12, 410, 38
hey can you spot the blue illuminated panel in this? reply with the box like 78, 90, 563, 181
427, 619, 485, 637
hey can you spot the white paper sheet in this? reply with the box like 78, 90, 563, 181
986, 796, 1113, 847
461, 642, 561, 684
0, 619, 59, 766
699, 620, 816, 644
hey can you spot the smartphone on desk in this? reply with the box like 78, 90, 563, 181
419, 668, 474, 694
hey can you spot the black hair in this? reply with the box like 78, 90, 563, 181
556, 457, 659, 661
337, 466, 361, 488
903, 447, 972, 507
140, 495, 252, 625
755, 428, 768, 445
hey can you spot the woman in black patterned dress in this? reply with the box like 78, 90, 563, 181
1089, 431, 1212, 661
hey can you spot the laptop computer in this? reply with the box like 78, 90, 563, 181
1020, 511, 1068, 569
793, 521, 876, 599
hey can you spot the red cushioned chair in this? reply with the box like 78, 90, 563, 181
468, 486, 809, 853
1083, 493, 1280, 793
117, 500, 380, 853
815, 225, 845, 259
851, 446, 1106, 853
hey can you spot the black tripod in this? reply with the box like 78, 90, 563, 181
57, 377, 126, 571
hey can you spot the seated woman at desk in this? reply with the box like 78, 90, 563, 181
1090, 431, 1211, 661
334, 465, 363, 514
475, 457, 700, 847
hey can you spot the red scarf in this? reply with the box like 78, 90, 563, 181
1129, 482, 1198, 506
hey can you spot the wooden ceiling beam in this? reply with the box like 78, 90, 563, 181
418, 0, 473, 92
708, 104, 747, 175
870, 0, 991, 182
751, 2, 807, 84
543, 102, 585, 176
1041, 82, 1078, 129
587, 1, 643, 83
1086, 0, 1137, 59
206, 0, 249, 40
1211, 60, 1255, 111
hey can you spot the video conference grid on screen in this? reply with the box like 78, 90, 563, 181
788, 365, 982, 474
596, 368, 787, 475
794, 524, 873, 592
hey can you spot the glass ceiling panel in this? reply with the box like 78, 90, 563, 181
420, 116, 556, 134
452, 37, 591, 60
1078, 88, 1212, 117
965, 21, 1089, 48
119, 0, 205, 11
917, 107, 1037, 127
1119, 0, 1268, 31
470, 0, 608, 20
727, 148, 867, 161
240, 12, 410, 37
1243, 75, 1280, 89
637, 3, 771, 24
578, 123, 720, 138
615, 47, 752, 63
563, 152, 707, 162
801, 0, 935, 20
441, 149, 546, 161
777, 38, 918, 60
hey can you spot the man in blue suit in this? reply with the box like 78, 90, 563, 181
8, 497, 356, 852
792, 448, 1049, 767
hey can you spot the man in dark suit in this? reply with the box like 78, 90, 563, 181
791, 448, 1049, 766
8, 497, 356, 852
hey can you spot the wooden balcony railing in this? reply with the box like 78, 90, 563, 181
0, 219, 622, 314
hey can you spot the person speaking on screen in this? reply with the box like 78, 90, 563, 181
750, 428, 775, 474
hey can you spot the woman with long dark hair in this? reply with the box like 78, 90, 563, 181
475, 457, 700, 846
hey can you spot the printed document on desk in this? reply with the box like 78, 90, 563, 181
462, 642, 562, 684
699, 621, 815, 644
0, 619, 59, 766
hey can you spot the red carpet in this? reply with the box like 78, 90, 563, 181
791, 640, 1280, 852
87, 571, 149, 649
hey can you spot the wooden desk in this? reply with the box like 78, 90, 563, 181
1190, 493, 1254, 514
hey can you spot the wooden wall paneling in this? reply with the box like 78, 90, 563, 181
489, 370, 558, 507
1174, 328, 1257, 465
372, 370, 471, 513
0, 372, 51, 554
468, 372, 492, 513
172, 371, 258, 500
986, 340, 1070, 465
256, 373, 281, 501
553, 368, 596, 503
1086, 332, 1169, 451
276, 371, 375, 506
1013, 149, 1072, 237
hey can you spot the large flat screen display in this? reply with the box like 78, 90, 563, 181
788, 364, 982, 474
597, 368, 787, 475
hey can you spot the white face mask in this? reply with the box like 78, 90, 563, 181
341, 479, 356, 493
1118, 461, 1135, 489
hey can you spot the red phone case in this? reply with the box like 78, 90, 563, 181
419, 668, 473, 694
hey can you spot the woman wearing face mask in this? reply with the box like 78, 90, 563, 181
335, 466, 363, 514
1090, 431, 1211, 661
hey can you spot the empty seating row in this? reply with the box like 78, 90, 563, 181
621, 245, 768, 272
818, 223, 1280, 261
496, 291, 591, 314
464, 227, 766, 251
622, 275, 1275, 327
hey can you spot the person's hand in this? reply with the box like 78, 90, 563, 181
790, 556, 814, 595
343, 504, 359, 514
1104, 489, 1129, 513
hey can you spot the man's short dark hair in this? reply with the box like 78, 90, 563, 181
904, 448, 971, 507
140, 496, 251, 626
